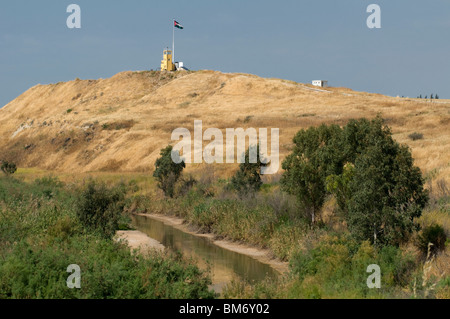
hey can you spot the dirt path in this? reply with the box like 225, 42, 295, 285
134, 213, 289, 274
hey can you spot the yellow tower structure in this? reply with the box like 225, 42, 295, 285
161, 49, 175, 71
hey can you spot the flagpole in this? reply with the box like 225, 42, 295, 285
172, 19, 175, 63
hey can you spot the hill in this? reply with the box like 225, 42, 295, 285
0, 70, 448, 184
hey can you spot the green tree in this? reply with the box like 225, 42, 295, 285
326, 163, 355, 212
281, 124, 344, 224
230, 145, 266, 196
153, 145, 185, 198
285, 117, 428, 244
338, 120, 429, 246
1, 161, 17, 175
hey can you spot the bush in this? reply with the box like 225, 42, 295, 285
0, 238, 214, 299
76, 180, 126, 239
0, 176, 215, 299
177, 175, 197, 197
408, 132, 424, 141
418, 224, 447, 256
288, 236, 416, 298
1, 161, 17, 175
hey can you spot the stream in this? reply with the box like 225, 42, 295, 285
131, 215, 279, 293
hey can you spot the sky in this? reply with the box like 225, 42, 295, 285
1, 0, 449, 107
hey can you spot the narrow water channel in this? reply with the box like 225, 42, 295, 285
131, 215, 279, 292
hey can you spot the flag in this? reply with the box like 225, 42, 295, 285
174, 20, 184, 29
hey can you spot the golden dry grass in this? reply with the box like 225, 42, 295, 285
0, 70, 449, 184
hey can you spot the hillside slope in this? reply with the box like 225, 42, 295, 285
0, 70, 449, 183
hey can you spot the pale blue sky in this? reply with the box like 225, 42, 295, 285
1, 0, 449, 107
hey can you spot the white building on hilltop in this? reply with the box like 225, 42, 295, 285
312, 80, 328, 88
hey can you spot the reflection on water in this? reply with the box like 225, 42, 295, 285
131, 215, 278, 292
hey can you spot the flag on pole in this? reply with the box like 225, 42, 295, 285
174, 20, 184, 29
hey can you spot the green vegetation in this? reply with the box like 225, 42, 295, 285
0, 176, 214, 299
281, 123, 342, 225
287, 236, 416, 298
153, 145, 185, 198
230, 145, 266, 196
1, 161, 17, 176
141, 117, 447, 299
337, 119, 428, 246
1, 117, 447, 299
418, 224, 447, 256
76, 180, 126, 239
282, 117, 428, 246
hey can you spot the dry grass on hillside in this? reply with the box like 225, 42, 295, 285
0, 70, 448, 185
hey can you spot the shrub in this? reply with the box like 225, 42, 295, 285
0, 176, 215, 299
177, 175, 197, 197
1, 161, 17, 175
289, 236, 416, 298
0, 238, 214, 299
408, 132, 424, 141
76, 180, 126, 239
418, 224, 447, 256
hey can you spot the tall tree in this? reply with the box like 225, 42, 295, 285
330, 118, 429, 246
153, 145, 185, 198
347, 143, 428, 246
284, 117, 429, 244
281, 124, 344, 224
